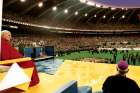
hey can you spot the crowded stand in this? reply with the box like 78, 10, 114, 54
11, 34, 140, 52
10, 33, 140, 65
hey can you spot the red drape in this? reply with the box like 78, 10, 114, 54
1, 37, 40, 87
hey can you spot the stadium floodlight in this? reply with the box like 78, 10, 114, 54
80, 0, 87, 3
125, 8, 128, 10
64, 9, 68, 14
20, 0, 26, 3
103, 15, 106, 19
10, 25, 18, 29
38, 2, 43, 7
112, 16, 115, 19
122, 15, 125, 19
96, 4, 101, 8
94, 14, 97, 17
52, 6, 57, 11
85, 13, 88, 16
75, 11, 78, 15
87, 1, 95, 6
3, 19, 6, 21
102, 5, 109, 8
121, 8, 124, 10
111, 7, 116, 10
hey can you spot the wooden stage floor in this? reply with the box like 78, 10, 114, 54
24, 60, 140, 93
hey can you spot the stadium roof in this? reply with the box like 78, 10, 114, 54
2, 0, 140, 28
86, 0, 140, 8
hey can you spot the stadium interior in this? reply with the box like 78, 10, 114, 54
1, 0, 140, 93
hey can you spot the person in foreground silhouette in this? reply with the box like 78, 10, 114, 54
102, 60, 140, 93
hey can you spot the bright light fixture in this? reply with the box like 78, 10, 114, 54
52, 6, 57, 11
85, 13, 88, 16
87, 2, 95, 6
64, 9, 68, 14
122, 15, 125, 18
96, 4, 101, 8
75, 11, 78, 15
38, 2, 43, 7
111, 8, 116, 10
80, 0, 87, 3
103, 15, 106, 18
20, 0, 26, 2
112, 16, 115, 19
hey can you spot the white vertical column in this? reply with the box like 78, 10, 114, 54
0, 0, 3, 32
0, 0, 3, 57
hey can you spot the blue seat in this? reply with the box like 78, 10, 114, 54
55, 80, 92, 93
78, 86, 92, 93
55, 80, 78, 93
93, 91, 103, 93
24, 48, 33, 57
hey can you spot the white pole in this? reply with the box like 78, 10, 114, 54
0, 0, 3, 57
0, 0, 3, 32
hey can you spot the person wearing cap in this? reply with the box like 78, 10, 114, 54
102, 60, 140, 93
1, 30, 39, 89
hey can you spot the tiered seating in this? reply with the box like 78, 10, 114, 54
12, 35, 140, 53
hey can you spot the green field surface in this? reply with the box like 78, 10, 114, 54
57, 50, 140, 65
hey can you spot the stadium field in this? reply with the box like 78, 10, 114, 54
57, 50, 140, 65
